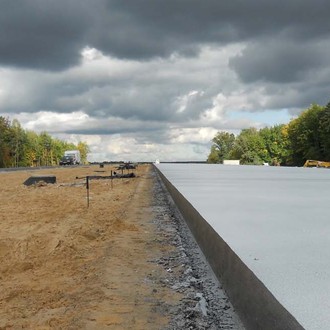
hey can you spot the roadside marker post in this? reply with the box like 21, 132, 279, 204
86, 176, 90, 208
76, 175, 91, 208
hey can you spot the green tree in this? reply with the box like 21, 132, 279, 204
25, 131, 40, 166
207, 131, 236, 163
318, 102, 330, 161
287, 104, 324, 165
77, 141, 90, 164
231, 128, 267, 165
52, 138, 67, 165
207, 102, 330, 167
0, 117, 11, 167
259, 125, 289, 165
8, 119, 28, 167
0, 116, 90, 168
38, 132, 53, 166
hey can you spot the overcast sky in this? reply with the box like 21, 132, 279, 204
1, 0, 330, 162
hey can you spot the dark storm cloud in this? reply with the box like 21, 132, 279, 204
93, 0, 330, 62
262, 82, 330, 111
229, 39, 330, 84
2, 0, 330, 71
57, 85, 213, 123
2, 0, 330, 137
0, 0, 92, 70
65, 119, 167, 135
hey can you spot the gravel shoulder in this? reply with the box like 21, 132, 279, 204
152, 166, 245, 329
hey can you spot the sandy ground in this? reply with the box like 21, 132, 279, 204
0, 164, 244, 330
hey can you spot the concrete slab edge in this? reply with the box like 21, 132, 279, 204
154, 165, 304, 330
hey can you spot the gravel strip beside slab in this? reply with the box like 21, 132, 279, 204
151, 169, 245, 330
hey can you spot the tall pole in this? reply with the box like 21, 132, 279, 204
86, 176, 90, 208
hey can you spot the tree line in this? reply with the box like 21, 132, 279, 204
0, 117, 89, 168
207, 102, 330, 166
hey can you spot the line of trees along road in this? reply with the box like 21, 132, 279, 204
0, 117, 89, 168
207, 102, 330, 166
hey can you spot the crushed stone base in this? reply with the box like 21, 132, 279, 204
151, 169, 245, 330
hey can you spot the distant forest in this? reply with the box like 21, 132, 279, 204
208, 102, 330, 166
2, 101, 330, 168
0, 117, 89, 168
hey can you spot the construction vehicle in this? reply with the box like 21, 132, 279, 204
303, 160, 330, 168
116, 162, 137, 170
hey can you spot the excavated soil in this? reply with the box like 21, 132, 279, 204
0, 164, 244, 329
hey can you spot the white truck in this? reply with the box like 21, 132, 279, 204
60, 150, 81, 165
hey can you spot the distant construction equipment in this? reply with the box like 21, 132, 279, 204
303, 160, 330, 168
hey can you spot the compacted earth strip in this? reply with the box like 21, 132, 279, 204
0, 164, 244, 329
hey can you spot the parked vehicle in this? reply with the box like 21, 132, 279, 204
59, 150, 81, 165
59, 155, 74, 165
